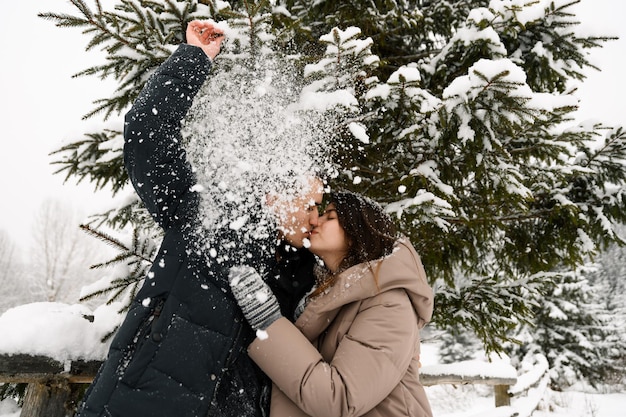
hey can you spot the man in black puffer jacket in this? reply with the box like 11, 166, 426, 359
76, 21, 319, 417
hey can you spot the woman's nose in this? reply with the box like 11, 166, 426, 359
309, 210, 319, 226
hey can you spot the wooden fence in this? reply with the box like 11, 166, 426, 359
0, 354, 100, 417
0, 353, 549, 417
420, 363, 517, 407
421, 354, 550, 417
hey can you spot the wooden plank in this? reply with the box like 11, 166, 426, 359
0, 354, 101, 384
67, 360, 101, 383
421, 373, 517, 386
0, 354, 64, 375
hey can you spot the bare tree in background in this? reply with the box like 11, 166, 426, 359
0, 230, 18, 283
29, 199, 104, 304
0, 230, 29, 313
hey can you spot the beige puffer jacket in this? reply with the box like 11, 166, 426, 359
248, 238, 434, 417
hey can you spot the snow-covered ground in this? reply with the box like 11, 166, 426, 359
0, 302, 623, 416
425, 385, 625, 417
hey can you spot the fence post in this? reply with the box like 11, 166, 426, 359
20, 378, 71, 417
494, 384, 511, 407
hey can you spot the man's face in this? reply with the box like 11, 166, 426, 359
271, 177, 323, 248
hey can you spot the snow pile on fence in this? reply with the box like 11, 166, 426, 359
0, 302, 122, 361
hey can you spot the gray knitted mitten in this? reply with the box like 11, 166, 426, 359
229, 266, 282, 331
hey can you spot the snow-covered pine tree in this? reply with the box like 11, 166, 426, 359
39, 0, 626, 384
580, 224, 626, 388
436, 323, 483, 364
292, 0, 626, 354
510, 265, 625, 390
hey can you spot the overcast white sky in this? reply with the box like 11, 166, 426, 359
0, 1, 624, 249
1, 1, 118, 248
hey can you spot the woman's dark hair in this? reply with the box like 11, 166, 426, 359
312, 191, 398, 296
331, 191, 398, 270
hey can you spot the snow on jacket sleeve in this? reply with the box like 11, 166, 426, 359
248, 290, 419, 417
124, 44, 211, 231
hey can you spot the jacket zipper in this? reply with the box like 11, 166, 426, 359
117, 298, 166, 376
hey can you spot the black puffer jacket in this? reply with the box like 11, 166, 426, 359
77, 44, 314, 417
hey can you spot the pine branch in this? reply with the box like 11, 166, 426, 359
49, 129, 127, 193
100, 326, 120, 343
79, 224, 130, 252
581, 126, 626, 173
78, 222, 157, 313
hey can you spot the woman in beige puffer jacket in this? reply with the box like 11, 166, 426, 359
230, 191, 434, 417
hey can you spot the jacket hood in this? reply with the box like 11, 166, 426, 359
297, 238, 434, 337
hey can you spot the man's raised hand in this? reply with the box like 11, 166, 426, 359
186, 20, 224, 59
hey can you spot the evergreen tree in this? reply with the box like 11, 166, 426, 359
582, 224, 626, 387
508, 266, 625, 390
436, 323, 482, 364
39, 0, 626, 384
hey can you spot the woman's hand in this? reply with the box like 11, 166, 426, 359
229, 266, 283, 331
186, 20, 224, 59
